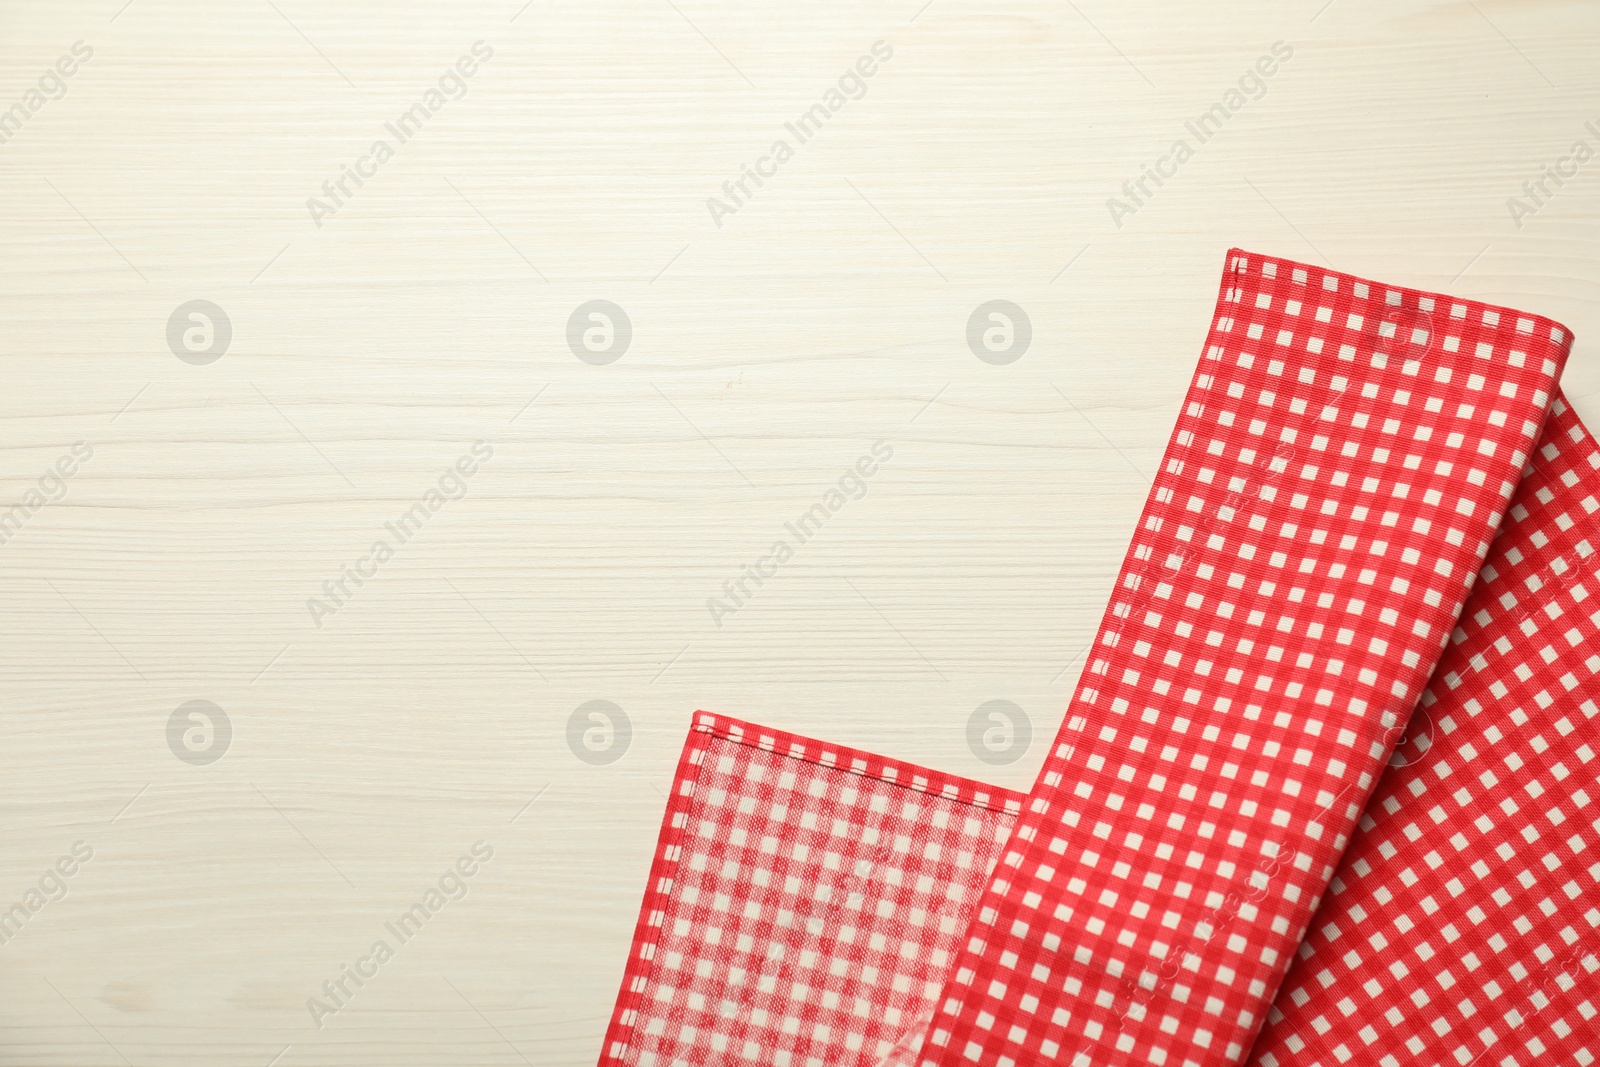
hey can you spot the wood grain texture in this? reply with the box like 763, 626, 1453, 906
0, 0, 1596, 1063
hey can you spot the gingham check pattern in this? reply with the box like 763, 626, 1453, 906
915, 250, 1572, 1067
599, 714, 1024, 1067
1250, 393, 1600, 1067
599, 249, 1585, 1067
915, 247, 1574, 1067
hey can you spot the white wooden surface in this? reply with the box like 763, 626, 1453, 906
1, 1, 1597, 1063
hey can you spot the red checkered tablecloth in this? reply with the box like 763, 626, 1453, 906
1250, 393, 1600, 1067
599, 714, 1024, 1067
599, 249, 1593, 1067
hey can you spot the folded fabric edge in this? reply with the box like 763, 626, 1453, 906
915, 246, 1578, 1067
597, 711, 1029, 1067
1247, 390, 1600, 1067
1218, 246, 1578, 346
